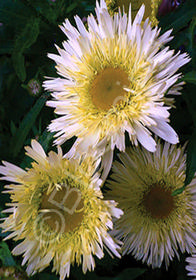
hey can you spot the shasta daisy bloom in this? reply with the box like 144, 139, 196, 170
0, 140, 123, 279
44, 0, 190, 179
105, 0, 162, 26
105, 140, 196, 268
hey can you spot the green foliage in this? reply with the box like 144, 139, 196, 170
0, 242, 16, 267
184, 71, 196, 85
12, 17, 40, 81
9, 92, 49, 158
184, 130, 196, 186
173, 129, 196, 196
159, 0, 196, 33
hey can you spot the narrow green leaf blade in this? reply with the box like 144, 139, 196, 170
172, 185, 186, 196
184, 131, 196, 187
184, 71, 196, 85
66, 3, 78, 13
0, 242, 16, 267
12, 52, 26, 82
12, 17, 40, 81
173, 130, 196, 196
10, 93, 49, 158
160, 0, 196, 33
14, 17, 40, 52
38, 129, 55, 153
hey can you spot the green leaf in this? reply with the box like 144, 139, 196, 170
0, 0, 29, 24
10, 93, 49, 158
53, 0, 66, 19
12, 17, 40, 81
0, 206, 9, 239
188, 18, 196, 50
10, 120, 17, 136
184, 131, 196, 186
66, 2, 78, 14
38, 129, 55, 154
184, 71, 196, 85
181, 83, 196, 127
188, 18, 196, 67
173, 130, 196, 196
0, 242, 16, 267
172, 185, 186, 196
12, 52, 26, 82
14, 18, 40, 52
21, 1, 60, 24
159, 0, 196, 33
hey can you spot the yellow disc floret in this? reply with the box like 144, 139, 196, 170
106, 0, 162, 25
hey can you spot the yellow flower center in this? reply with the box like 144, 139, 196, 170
115, 0, 152, 18
142, 184, 174, 219
115, 0, 130, 12
40, 184, 84, 234
106, 0, 161, 26
90, 67, 129, 111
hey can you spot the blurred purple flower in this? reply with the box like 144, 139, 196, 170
82, 17, 87, 24
158, 0, 182, 16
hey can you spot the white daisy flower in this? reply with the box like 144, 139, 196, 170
0, 140, 123, 279
44, 0, 190, 179
106, 140, 196, 268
